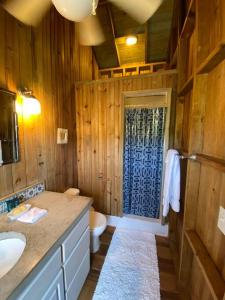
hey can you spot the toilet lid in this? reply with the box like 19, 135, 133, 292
89, 211, 106, 230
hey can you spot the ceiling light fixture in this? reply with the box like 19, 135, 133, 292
52, 0, 99, 22
126, 36, 137, 46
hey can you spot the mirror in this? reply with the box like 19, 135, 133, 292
0, 88, 19, 166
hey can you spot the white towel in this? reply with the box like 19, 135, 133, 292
17, 207, 48, 224
163, 149, 180, 217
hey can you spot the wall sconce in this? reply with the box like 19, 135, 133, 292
17, 89, 41, 117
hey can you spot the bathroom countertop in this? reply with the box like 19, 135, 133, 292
0, 191, 93, 300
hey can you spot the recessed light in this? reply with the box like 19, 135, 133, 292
126, 36, 137, 46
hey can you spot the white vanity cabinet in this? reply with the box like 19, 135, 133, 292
62, 211, 90, 300
15, 211, 90, 300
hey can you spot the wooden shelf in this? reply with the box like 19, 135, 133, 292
178, 75, 194, 96
197, 44, 225, 74
99, 62, 166, 79
185, 230, 225, 300
180, 0, 195, 40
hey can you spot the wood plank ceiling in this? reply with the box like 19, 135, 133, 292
94, 0, 174, 69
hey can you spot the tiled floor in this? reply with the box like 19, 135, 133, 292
78, 226, 179, 300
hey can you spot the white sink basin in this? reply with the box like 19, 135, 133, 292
0, 232, 26, 279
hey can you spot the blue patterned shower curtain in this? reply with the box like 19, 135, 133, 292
123, 107, 166, 219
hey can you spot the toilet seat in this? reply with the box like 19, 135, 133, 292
89, 211, 106, 232
89, 211, 107, 253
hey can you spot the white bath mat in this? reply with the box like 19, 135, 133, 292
93, 228, 160, 300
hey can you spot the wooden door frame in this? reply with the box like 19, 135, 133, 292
120, 88, 172, 223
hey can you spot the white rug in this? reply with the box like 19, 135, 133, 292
93, 228, 160, 300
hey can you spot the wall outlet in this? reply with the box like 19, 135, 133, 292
217, 206, 225, 235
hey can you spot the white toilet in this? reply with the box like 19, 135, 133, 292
64, 188, 107, 253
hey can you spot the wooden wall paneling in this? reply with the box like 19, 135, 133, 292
177, 38, 188, 91
90, 84, 99, 209
3, 15, 19, 195
87, 85, 94, 197
190, 256, 214, 300
82, 85, 92, 196
69, 24, 77, 188
62, 20, 74, 189
186, 229, 225, 299
183, 161, 201, 230
12, 112, 27, 191
54, 12, 63, 191
171, 0, 225, 297
42, 13, 56, 191
76, 85, 84, 190
187, 31, 195, 78
176, 157, 190, 260
196, 0, 225, 68
0, 15, 11, 196
179, 160, 188, 217
55, 12, 72, 191
20, 25, 39, 187
178, 234, 193, 298
92, 55, 99, 80
168, 89, 176, 149
195, 165, 225, 278
73, 25, 97, 81
202, 61, 225, 160
178, 161, 201, 296
99, 83, 107, 213
47, 11, 58, 189
114, 79, 123, 216
33, 15, 47, 186
174, 98, 184, 149
181, 91, 192, 152
74, 25, 80, 81
75, 71, 177, 216
188, 74, 207, 153
106, 81, 115, 215
0, 6, 97, 199
10, 22, 27, 191
81, 47, 93, 81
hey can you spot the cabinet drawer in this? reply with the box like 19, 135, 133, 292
64, 228, 90, 290
42, 269, 65, 300
62, 211, 89, 262
66, 251, 90, 300
18, 248, 62, 300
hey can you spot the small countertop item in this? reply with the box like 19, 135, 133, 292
7, 204, 31, 221
0, 191, 92, 300
17, 207, 47, 224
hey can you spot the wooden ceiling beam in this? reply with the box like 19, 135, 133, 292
106, 3, 121, 65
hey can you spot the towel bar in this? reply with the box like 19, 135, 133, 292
179, 154, 197, 160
